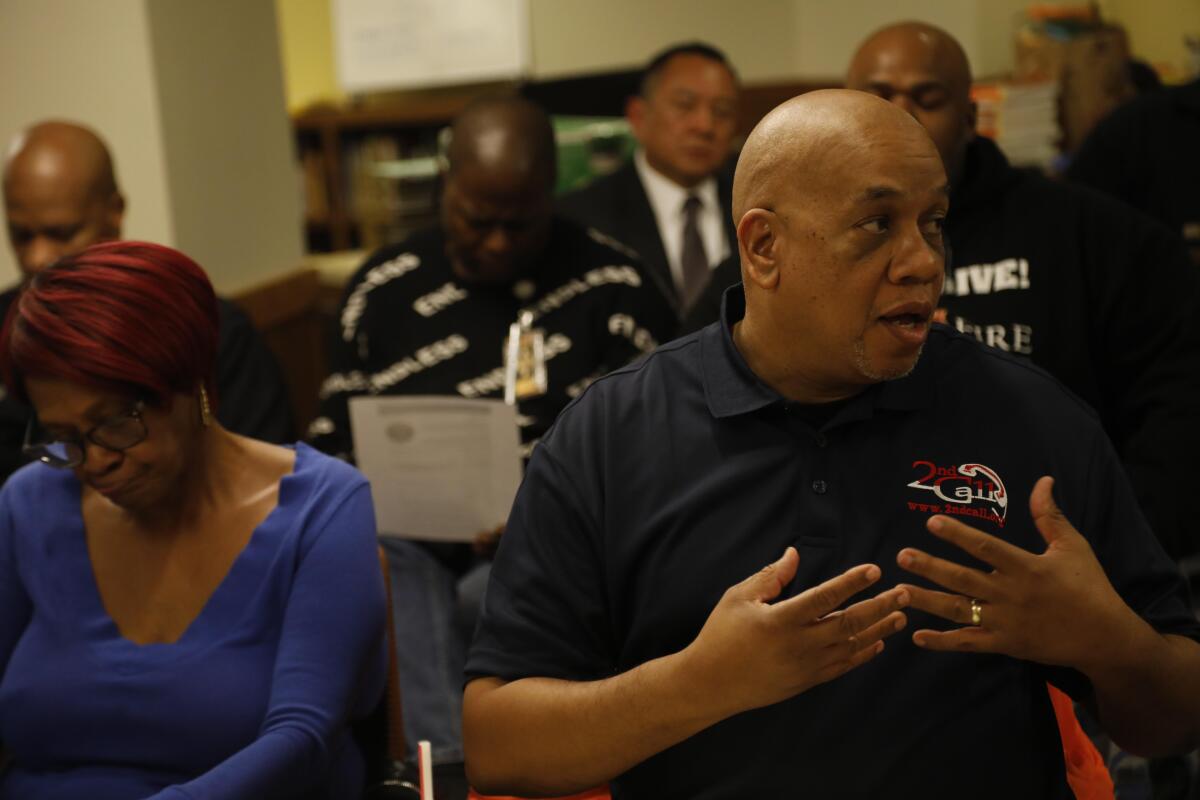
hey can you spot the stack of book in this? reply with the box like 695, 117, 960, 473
972, 81, 1060, 170
346, 133, 441, 251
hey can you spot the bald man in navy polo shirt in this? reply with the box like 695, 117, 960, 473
462, 91, 1200, 799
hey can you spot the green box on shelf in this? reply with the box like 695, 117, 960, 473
553, 116, 635, 195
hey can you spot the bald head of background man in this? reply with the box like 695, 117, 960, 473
845, 22, 977, 186
440, 95, 557, 286
3, 121, 125, 278
731, 88, 948, 403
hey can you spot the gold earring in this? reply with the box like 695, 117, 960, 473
199, 384, 213, 427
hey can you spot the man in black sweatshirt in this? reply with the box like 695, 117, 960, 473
844, 22, 1200, 562
1068, 77, 1200, 267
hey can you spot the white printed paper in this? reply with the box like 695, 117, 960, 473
349, 396, 522, 541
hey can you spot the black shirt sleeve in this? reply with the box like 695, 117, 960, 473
214, 299, 295, 444
306, 259, 375, 462
466, 420, 614, 682
599, 262, 678, 371
0, 393, 30, 486
0, 290, 30, 485
1081, 201, 1200, 559
1080, 426, 1200, 641
1046, 423, 1200, 702
1065, 105, 1144, 209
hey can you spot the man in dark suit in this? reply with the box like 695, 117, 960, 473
558, 42, 740, 319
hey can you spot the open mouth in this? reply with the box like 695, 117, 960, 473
881, 312, 927, 328
878, 303, 934, 346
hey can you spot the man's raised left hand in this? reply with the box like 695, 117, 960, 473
895, 475, 1142, 671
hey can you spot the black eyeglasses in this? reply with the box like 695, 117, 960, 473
22, 400, 148, 469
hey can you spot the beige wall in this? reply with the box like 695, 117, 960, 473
146, 0, 303, 294
528, 0, 801, 82
530, 0, 1030, 82
791, 0, 1029, 79
278, 0, 1015, 100
1101, 0, 1200, 80
0, 0, 175, 288
277, 0, 1195, 112
0, 0, 302, 293
276, 0, 346, 111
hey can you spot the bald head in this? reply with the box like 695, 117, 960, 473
845, 22, 977, 183
733, 89, 938, 222
4, 121, 124, 277
5, 121, 118, 198
730, 89, 947, 402
446, 96, 556, 190
440, 96, 556, 285
849, 22, 973, 101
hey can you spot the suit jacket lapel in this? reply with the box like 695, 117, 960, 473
617, 163, 678, 307
717, 168, 738, 257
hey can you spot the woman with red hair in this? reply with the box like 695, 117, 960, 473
0, 241, 385, 799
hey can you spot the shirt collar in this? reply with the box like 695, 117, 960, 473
634, 149, 720, 220
701, 285, 935, 420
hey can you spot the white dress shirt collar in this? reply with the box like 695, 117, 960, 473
634, 150, 729, 296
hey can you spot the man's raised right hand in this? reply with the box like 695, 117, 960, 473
681, 547, 909, 717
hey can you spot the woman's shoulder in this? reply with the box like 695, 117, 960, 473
1, 461, 77, 514
292, 438, 362, 474
282, 445, 376, 552
278, 442, 372, 530
231, 437, 365, 488
228, 440, 374, 550
0, 465, 78, 557
222, 437, 369, 524
291, 441, 369, 494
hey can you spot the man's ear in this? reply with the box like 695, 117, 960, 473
965, 100, 978, 143
104, 192, 126, 239
737, 208, 781, 291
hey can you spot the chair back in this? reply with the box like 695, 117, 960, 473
361, 546, 420, 799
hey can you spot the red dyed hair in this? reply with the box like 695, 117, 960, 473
0, 241, 219, 410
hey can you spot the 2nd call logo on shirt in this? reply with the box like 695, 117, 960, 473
905, 461, 1009, 527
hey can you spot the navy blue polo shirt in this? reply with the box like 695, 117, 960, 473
467, 288, 1198, 799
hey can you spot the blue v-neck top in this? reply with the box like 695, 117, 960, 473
0, 442, 386, 799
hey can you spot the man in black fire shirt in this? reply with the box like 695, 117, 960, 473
845, 22, 1200, 562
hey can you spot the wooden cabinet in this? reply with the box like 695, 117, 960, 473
291, 77, 834, 254
293, 89, 494, 253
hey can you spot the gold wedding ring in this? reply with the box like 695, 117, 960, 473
970, 598, 983, 626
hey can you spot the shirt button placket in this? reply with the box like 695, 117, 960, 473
812, 428, 830, 495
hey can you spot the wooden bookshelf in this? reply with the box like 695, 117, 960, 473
291, 79, 838, 254
293, 85, 517, 252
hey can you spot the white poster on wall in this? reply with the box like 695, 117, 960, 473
333, 0, 530, 93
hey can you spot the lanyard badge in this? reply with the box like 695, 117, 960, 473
504, 310, 547, 404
